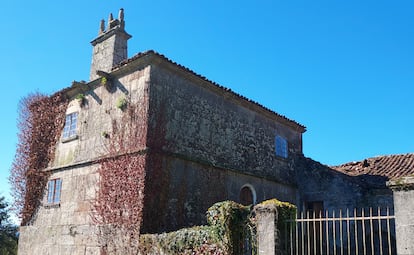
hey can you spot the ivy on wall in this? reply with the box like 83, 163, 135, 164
139, 201, 251, 255
139, 199, 297, 255
9, 92, 68, 225
8, 87, 297, 255
92, 102, 148, 255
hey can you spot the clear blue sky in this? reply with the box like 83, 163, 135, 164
1, 1, 413, 205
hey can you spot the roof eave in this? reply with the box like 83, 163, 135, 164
112, 50, 306, 133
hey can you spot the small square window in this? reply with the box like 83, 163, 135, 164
62, 112, 78, 139
47, 179, 62, 204
275, 135, 288, 158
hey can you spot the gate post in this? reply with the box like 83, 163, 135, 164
254, 202, 278, 255
388, 177, 414, 255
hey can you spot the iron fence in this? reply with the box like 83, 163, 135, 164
284, 208, 396, 255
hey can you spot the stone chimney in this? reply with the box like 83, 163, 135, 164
90, 8, 132, 81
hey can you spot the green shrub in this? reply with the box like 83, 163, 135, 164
139, 201, 251, 255
116, 96, 128, 110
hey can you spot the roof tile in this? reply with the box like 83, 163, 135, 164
332, 154, 414, 180
112, 50, 306, 131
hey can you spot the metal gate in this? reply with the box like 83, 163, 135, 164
283, 208, 396, 255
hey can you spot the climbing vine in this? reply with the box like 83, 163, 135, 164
9, 92, 68, 225
92, 101, 148, 255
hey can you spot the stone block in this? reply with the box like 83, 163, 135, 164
85, 246, 101, 255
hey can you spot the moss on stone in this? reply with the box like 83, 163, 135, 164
138, 199, 297, 254
139, 226, 225, 254
139, 201, 251, 255
255, 198, 296, 241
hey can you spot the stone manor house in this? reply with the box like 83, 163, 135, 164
17, 9, 414, 255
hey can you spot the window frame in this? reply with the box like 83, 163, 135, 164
46, 178, 62, 205
62, 112, 79, 141
275, 135, 288, 158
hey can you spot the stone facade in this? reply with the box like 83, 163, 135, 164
140, 61, 304, 233
53, 66, 150, 167
18, 165, 100, 255
18, 11, 307, 251
148, 64, 303, 182
18, 20, 150, 252
17, 9, 401, 255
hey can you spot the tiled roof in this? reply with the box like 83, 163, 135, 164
332, 154, 414, 180
112, 50, 306, 132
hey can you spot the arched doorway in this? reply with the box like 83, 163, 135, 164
239, 184, 256, 206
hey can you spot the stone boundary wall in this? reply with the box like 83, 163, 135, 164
388, 177, 414, 255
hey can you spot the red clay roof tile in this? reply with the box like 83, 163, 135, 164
332, 154, 414, 180
112, 50, 306, 132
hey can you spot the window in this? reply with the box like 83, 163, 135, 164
63, 112, 78, 139
275, 135, 288, 158
47, 179, 62, 204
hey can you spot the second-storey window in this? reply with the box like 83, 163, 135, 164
63, 112, 78, 139
47, 179, 62, 204
275, 135, 288, 158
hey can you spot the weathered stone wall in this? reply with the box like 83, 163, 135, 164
18, 165, 100, 255
90, 30, 131, 81
52, 66, 150, 168
19, 66, 150, 255
141, 154, 297, 234
295, 157, 367, 210
148, 64, 303, 184
389, 178, 414, 255
141, 63, 301, 233
295, 157, 394, 211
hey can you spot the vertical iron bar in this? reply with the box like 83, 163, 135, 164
292, 219, 296, 255
362, 208, 366, 255
296, 213, 299, 255
340, 209, 343, 255
288, 219, 291, 255
370, 207, 374, 255
333, 210, 336, 255
313, 210, 317, 255
387, 207, 392, 255
307, 211, 310, 255
354, 208, 359, 255
301, 211, 305, 255
326, 210, 330, 255
378, 207, 383, 255
320, 210, 323, 255
347, 209, 351, 255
